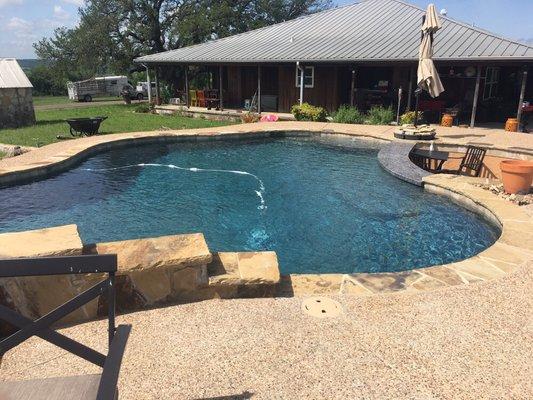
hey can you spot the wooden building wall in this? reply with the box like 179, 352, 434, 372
221, 64, 413, 113
278, 65, 340, 113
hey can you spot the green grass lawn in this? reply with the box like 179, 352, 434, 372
33, 96, 72, 106
0, 104, 235, 147
33, 96, 120, 106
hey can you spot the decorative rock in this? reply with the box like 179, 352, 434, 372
237, 252, 279, 284
208, 251, 280, 285
475, 182, 532, 206
207, 251, 280, 299
94, 233, 212, 272
0, 224, 83, 258
129, 269, 172, 304
0, 225, 88, 326
93, 233, 212, 306
97, 274, 147, 314
3, 146, 23, 158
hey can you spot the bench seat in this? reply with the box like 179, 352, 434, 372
0, 374, 104, 400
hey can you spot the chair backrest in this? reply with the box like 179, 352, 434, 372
0, 254, 131, 400
189, 90, 197, 100
207, 89, 218, 99
197, 90, 205, 100
459, 145, 487, 176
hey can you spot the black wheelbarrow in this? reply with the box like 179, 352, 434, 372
66, 116, 108, 137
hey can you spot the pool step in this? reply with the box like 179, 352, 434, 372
205, 251, 280, 298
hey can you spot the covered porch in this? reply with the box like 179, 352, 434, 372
146, 61, 531, 130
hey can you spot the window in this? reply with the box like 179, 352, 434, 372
295, 66, 314, 88
483, 67, 499, 100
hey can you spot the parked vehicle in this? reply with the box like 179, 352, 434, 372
67, 76, 133, 102
134, 81, 156, 100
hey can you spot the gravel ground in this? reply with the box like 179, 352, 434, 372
1, 262, 532, 399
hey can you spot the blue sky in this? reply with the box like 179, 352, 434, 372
1, 0, 532, 58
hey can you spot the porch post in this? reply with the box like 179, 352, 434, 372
185, 66, 189, 108
516, 67, 528, 131
154, 68, 160, 103
406, 67, 414, 111
219, 65, 224, 111
257, 65, 262, 113
297, 62, 304, 105
350, 68, 356, 106
145, 66, 152, 105
470, 65, 482, 128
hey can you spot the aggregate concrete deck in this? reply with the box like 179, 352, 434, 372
1, 262, 531, 399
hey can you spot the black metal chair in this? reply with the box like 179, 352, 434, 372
0, 254, 131, 400
440, 145, 487, 177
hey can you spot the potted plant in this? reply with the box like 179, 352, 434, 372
240, 111, 260, 124
500, 160, 533, 194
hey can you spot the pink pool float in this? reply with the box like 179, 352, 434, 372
260, 114, 279, 122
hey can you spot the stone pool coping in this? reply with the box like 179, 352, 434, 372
0, 121, 532, 297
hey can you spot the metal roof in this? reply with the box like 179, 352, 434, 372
0, 58, 33, 88
135, 0, 533, 65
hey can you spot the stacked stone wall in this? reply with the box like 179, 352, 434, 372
0, 88, 36, 129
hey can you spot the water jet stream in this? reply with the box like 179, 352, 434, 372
83, 163, 267, 210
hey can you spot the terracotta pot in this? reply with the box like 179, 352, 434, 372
505, 118, 518, 132
441, 114, 453, 127
500, 160, 533, 194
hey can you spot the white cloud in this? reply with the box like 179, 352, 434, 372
5, 16, 32, 33
0, 17, 37, 58
53, 5, 70, 20
61, 0, 84, 5
0, 0, 23, 8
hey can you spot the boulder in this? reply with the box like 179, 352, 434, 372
92, 233, 212, 306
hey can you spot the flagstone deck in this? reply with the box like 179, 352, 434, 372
1, 121, 532, 184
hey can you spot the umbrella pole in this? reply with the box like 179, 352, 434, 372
414, 88, 421, 127
396, 87, 402, 125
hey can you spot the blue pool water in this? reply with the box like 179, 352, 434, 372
0, 136, 499, 274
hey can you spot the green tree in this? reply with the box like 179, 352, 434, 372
34, 0, 332, 83
26, 64, 66, 95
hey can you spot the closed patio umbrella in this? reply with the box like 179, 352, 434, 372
414, 4, 444, 126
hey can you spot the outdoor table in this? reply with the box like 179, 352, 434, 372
410, 148, 449, 172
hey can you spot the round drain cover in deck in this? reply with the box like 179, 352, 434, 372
301, 297, 342, 318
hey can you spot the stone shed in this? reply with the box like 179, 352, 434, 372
0, 58, 35, 129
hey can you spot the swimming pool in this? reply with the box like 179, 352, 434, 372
0, 135, 499, 274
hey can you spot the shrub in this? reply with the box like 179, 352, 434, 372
366, 106, 394, 125
134, 103, 151, 113
291, 103, 328, 122
160, 85, 172, 104
400, 111, 424, 125
332, 105, 365, 124
241, 112, 260, 123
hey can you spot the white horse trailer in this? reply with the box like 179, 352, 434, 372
67, 76, 132, 102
